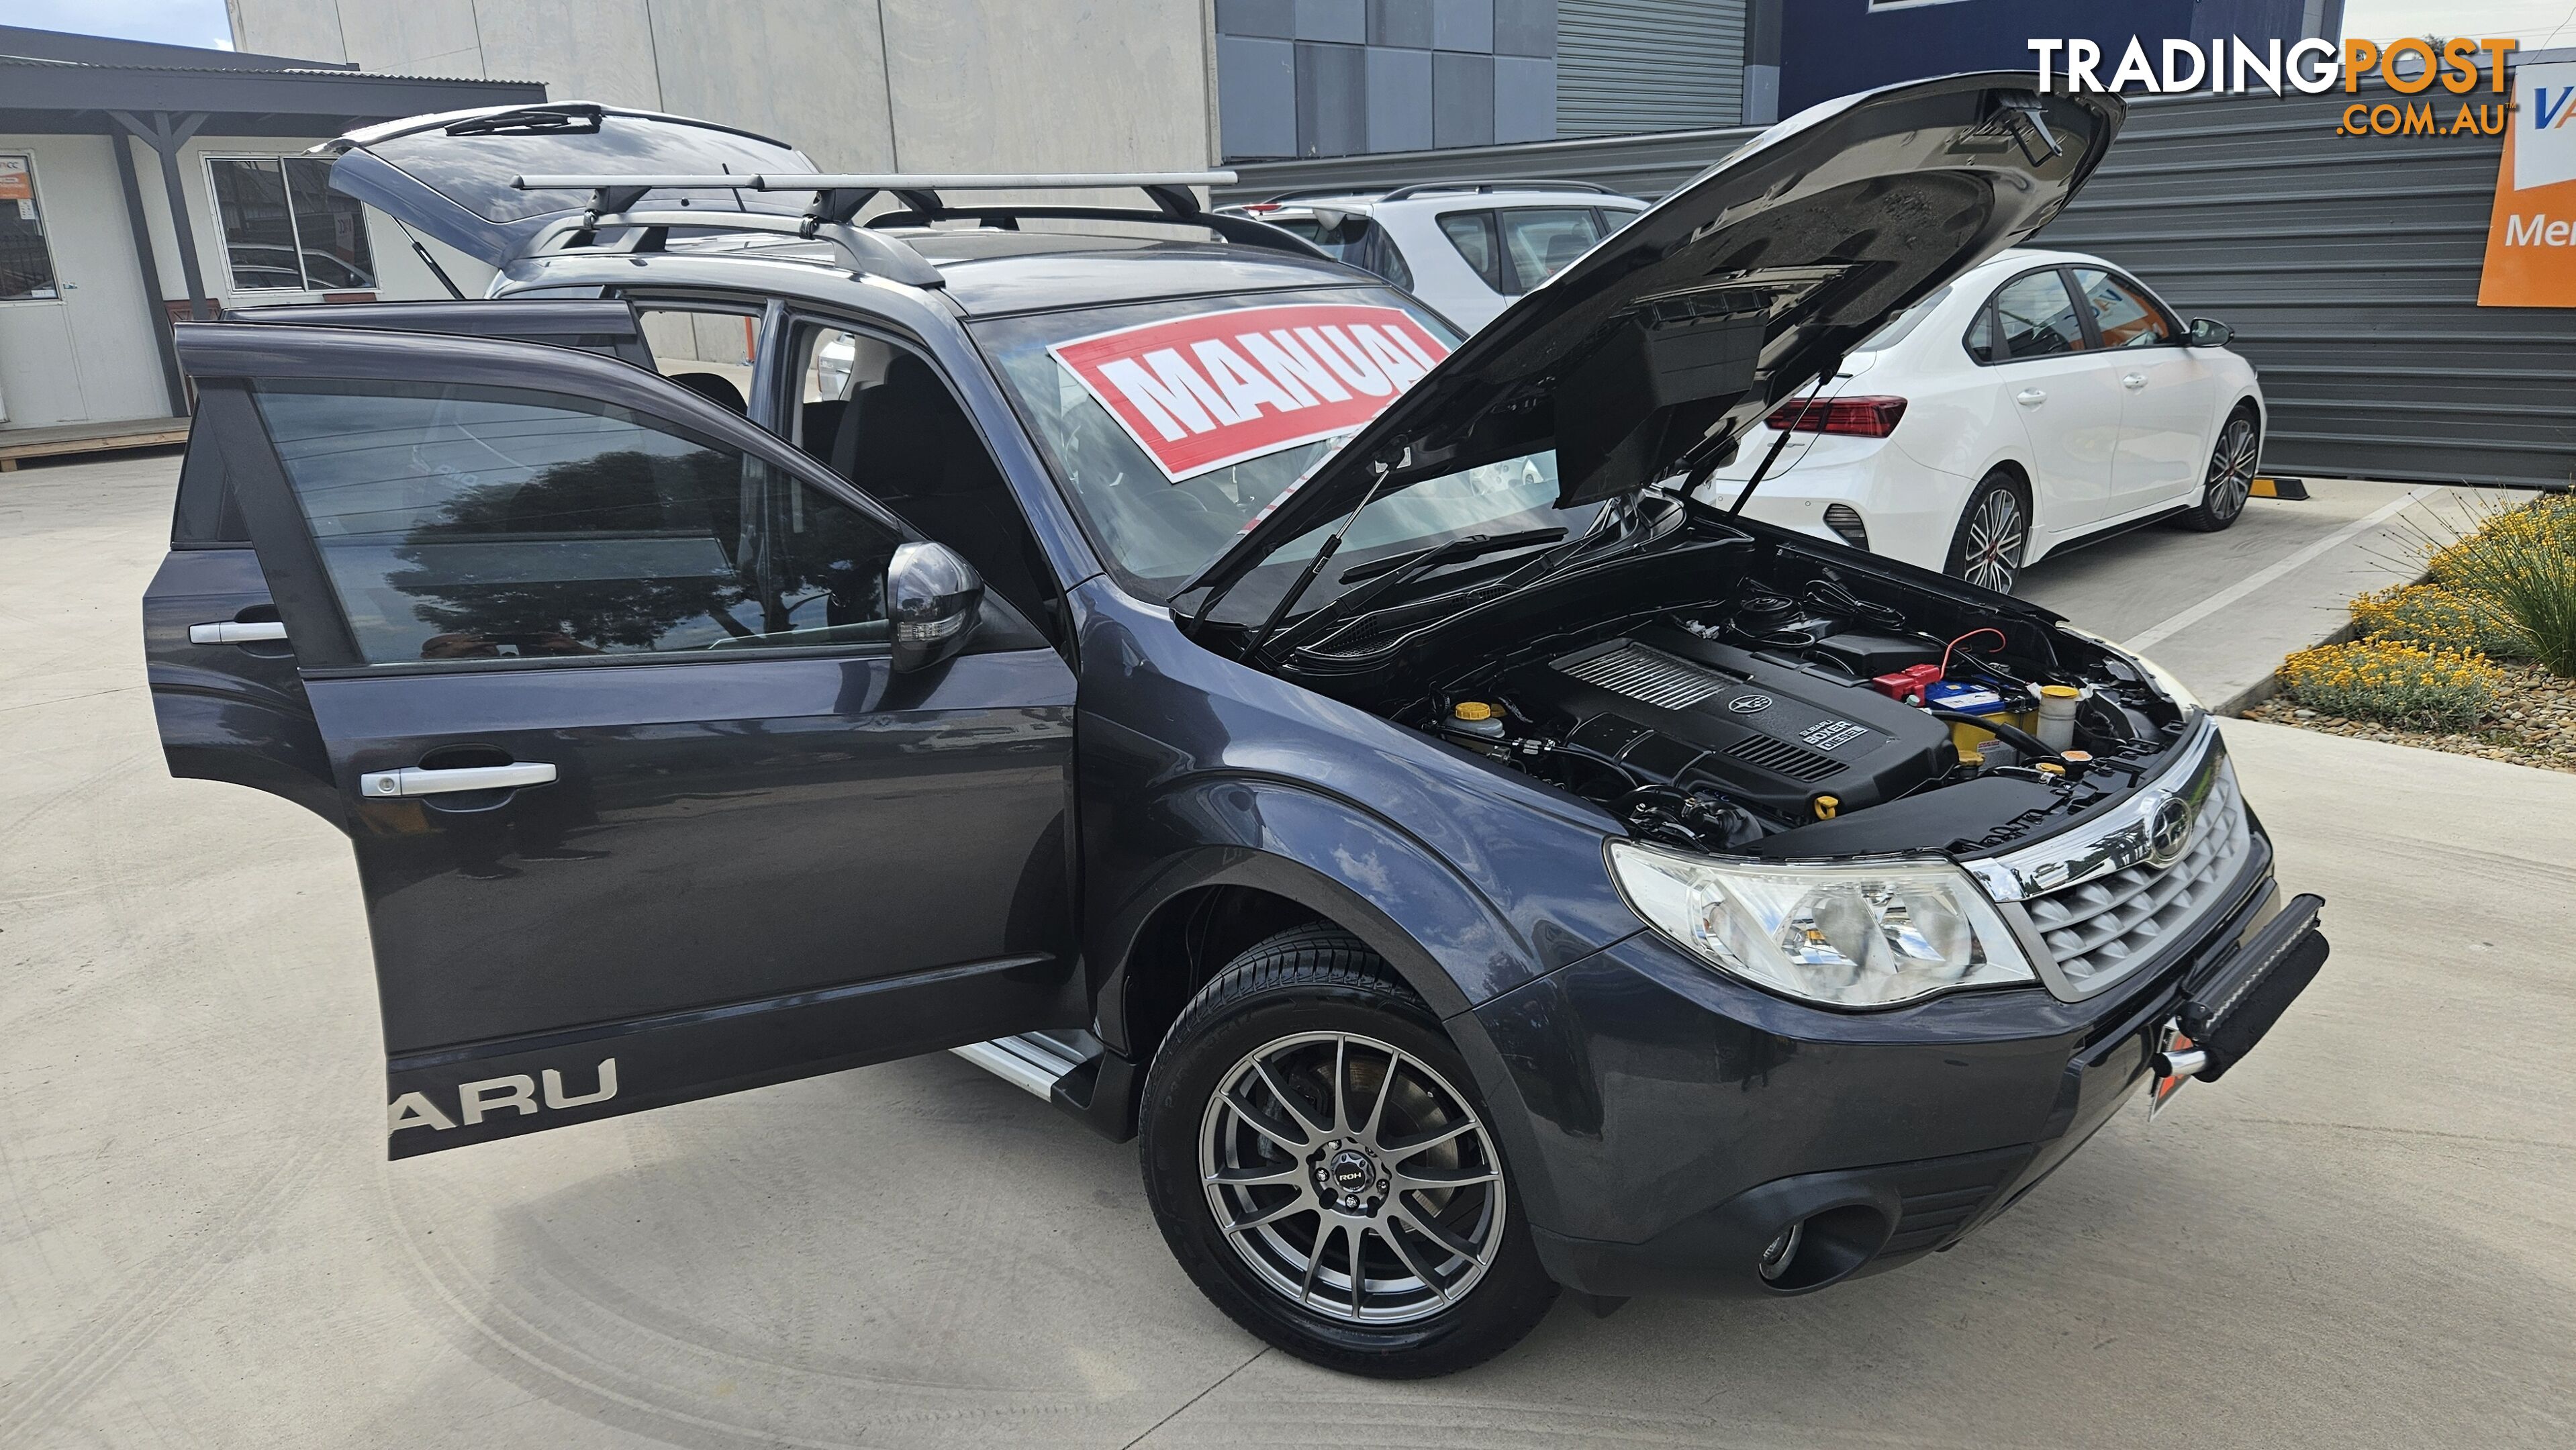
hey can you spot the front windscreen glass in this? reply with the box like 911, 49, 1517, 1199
974, 288, 1598, 619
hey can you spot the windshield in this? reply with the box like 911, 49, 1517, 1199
974, 289, 1599, 620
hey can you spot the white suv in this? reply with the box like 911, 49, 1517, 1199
1220, 181, 1647, 332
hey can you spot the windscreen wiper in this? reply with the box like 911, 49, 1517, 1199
1269, 526, 1568, 657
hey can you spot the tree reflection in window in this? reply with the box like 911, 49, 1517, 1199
254, 380, 898, 665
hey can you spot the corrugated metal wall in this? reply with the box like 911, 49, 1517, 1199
1557, 0, 1746, 137
1223, 72, 2575, 491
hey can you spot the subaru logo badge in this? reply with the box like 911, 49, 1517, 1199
1728, 693, 1774, 714
2141, 789, 2196, 868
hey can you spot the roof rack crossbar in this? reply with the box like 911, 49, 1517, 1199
526, 209, 946, 289
514, 171, 1238, 193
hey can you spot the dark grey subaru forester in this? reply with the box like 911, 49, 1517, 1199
142, 75, 2327, 1377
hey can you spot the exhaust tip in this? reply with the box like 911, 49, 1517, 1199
1756, 1204, 1885, 1293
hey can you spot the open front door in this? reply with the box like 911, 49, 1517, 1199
158, 319, 1077, 1157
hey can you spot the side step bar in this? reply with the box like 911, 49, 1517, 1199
951, 1032, 1090, 1100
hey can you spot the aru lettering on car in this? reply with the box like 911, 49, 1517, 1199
389, 1059, 619, 1134
142, 77, 2328, 1378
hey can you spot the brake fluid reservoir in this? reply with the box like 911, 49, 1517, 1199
1447, 700, 1507, 740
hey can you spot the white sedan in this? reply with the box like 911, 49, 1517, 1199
1698, 248, 2265, 593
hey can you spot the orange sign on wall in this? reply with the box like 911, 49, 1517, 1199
0, 156, 32, 203
2479, 59, 2576, 307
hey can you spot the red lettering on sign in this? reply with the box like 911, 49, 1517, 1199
1048, 303, 1451, 479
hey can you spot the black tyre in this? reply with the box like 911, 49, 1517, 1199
1944, 469, 2030, 594
2175, 408, 2259, 532
1138, 924, 1558, 1378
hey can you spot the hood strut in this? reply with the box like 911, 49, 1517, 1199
1238, 456, 1400, 659
1727, 371, 1833, 515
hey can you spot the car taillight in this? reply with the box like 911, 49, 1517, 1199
1764, 395, 1907, 438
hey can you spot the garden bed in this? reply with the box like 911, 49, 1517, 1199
2246, 494, 2576, 773
2242, 661, 2576, 773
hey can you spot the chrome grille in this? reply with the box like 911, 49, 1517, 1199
2021, 761, 2250, 989
1558, 642, 1727, 711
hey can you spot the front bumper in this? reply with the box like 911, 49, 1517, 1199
1463, 830, 2322, 1300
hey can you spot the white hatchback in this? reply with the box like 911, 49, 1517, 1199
1218, 181, 1649, 332
1697, 248, 2266, 593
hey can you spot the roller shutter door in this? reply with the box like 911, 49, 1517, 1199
1556, 0, 1747, 138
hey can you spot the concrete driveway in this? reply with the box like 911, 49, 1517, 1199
3, 454, 2570, 1448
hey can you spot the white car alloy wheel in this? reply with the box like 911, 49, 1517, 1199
1958, 482, 2028, 593
2196, 414, 2259, 528
1198, 1030, 1507, 1325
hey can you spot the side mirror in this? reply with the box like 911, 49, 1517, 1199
2187, 317, 2234, 348
886, 540, 983, 673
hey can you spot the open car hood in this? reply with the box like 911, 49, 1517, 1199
1187, 72, 2122, 605
321, 103, 818, 267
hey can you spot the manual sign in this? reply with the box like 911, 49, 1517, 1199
1049, 303, 1450, 480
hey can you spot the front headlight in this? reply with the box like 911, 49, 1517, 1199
1608, 842, 2037, 1009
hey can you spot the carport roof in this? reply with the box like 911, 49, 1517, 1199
0, 24, 543, 136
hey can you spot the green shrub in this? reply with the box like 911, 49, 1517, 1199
2433, 498, 2576, 677
2280, 640, 2501, 730
2349, 583, 2528, 658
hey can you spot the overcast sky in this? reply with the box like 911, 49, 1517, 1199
0, 0, 231, 49
1, 0, 2568, 60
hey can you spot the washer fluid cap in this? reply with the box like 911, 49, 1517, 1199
1452, 701, 1496, 721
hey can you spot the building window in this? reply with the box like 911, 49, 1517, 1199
0, 154, 62, 301
207, 156, 378, 293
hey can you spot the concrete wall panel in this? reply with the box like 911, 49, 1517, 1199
1431, 0, 1493, 53
467, 0, 663, 107
1219, 36, 1298, 161
223, 0, 348, 64
1367, 0, 1433, 49
649, 0, 896, 171
1294, 42, 1367, 160
1431, 49, 1493, 148
880, 0, 1212, 171
1296, 0, 1366, 43
1364, 47, 1433, 154
334, 2, 486, 79
1493, 54, 1554, 143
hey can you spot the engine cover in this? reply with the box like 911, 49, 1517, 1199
1506, 624, 1952, 823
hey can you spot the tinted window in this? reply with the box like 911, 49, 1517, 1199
1439, 211, 1505, 291
252, 381, 897, 664
209, 157, 377, 293
1496, 207, 1603, 293
359, 113, 810, 226
0, 154, 61, 300
1312, 214, 1413, 290
790, 320, 1056, 634
1854, 285, 1952, 354
1964, 305, 1997, 364
1993, 271, 2088, 359
635, 305, 761, 413
2072, 267, 2175, 348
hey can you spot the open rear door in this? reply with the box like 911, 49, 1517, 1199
150, 316, 1078, 1156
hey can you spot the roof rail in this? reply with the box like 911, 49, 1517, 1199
1375, 179, 1620, 202
509, 168, 1327, 267
524, 209, 950, 288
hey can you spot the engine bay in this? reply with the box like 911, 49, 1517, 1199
1292, 503, 2196, 859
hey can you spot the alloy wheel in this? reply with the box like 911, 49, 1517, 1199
1962, 487, 2026, 593
2205, 416, 2258, 522
1198, 1030, 1505, 1326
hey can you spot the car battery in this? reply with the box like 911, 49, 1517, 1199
1924, 679, 2036, 763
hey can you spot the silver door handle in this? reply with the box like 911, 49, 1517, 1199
2015, 388, 2047, 405
2121, 373, 2148, 389
359, 763, 557, 798
189, 620, 289, 644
